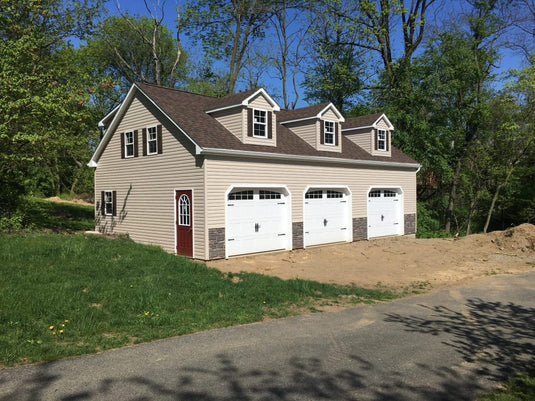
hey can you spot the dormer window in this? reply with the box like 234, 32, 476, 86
253, 109, 267, 138
377, 129, 387, 151
324, 121, 335, 145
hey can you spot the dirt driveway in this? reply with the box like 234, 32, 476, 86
207, 224, 535, 292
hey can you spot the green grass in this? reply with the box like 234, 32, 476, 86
478, 374, 535, 401
22, 197, 94, 232
0, 233, 397, 366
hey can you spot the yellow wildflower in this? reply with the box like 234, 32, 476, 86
49, 325, 54, 330
64, 319, 69, 323
144, 311, 150, 316
59, 330, 64, 334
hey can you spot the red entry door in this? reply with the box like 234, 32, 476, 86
176, 190, 193, 257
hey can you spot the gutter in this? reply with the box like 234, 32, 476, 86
197, 147, 421, 170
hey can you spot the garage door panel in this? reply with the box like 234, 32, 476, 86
367, 189, 402, 238
304, 190, 350, 247
226, 190, 289, 257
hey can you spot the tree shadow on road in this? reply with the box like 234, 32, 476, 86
385, 298, 535, 383
2, 297, 534, 400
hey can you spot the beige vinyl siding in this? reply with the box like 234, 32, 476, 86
204, 156, 416, 227
248, 93, 272, 109
284, 120, 317, 148
344, 127, 373, 154
212, 108, 243, 141
95, 93, 206, 259
321, 108, 339, 121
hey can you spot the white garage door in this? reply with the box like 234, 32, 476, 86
367, 189, 403, 238
226, 189, 289, 256
304, 189, 350, 247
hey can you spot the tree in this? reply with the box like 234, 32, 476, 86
303, 2, 364, 112
85, 12, 187, 90
179, 0, 277, 94
0, 0, 102, 212
482, 64, 535, 232
268, 1, 308, 109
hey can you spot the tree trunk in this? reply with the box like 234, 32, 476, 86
483, 167, 514, 233
445, 158, 463, 233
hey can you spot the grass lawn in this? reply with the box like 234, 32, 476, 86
0, 232, 397, 366
478, 374, 535, 401
22, 197, 95, 232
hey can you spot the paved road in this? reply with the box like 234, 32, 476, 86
1, 272, 534, 401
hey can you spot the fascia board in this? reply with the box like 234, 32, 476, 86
199, 147, 420, 170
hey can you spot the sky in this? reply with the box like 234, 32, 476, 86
102, 0, 530, 106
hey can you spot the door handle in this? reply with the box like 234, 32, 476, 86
381, 214, 384, 221
255, 223, 260, 232
323, 218, 328, 226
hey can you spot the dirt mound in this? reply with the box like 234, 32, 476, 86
465, 224, 535, 255
208, 224, 535, 291
45, 196, 93, 206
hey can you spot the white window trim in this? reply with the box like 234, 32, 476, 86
253, 108, 268, 138
323, 121, 335, 146
377, 129, 387, 151
147, 125, 158, 155
104, 190, 113, 216
124, 131, 134, 158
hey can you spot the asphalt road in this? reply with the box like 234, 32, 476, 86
1, 271, 534, 401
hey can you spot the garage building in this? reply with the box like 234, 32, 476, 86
89, 83, 419, 259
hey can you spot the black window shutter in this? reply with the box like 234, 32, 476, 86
112, 191, 117, 216
142, 128, 147, 156
374, 130, 378, 150
320, 121, 324, 144
157, 124, 163, 154
134, 130, 139, 157
101, 191, 105, 215
335, 123, 339, 146
120, 132, 125, 159
247, 108, 253, 137
267, 112, 272, 139
386, 131, 390, 151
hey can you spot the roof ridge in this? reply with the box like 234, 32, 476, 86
135, 82, 218, 99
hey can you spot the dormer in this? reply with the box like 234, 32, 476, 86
205, 88, 280, 147
342, 113, 394, 157
279, 103, 344, 153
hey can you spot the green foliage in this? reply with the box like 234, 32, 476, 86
303, 30, 362, 112
0, 197, 94, 233
179, 0, 277, 93
84, 14, 188, 91
0, 0, 101, 210
478, 374, 535, 401
416, 202, 451, 238
0, 233, 397, 365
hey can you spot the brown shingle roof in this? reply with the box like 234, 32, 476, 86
343, 113, 384, 129
135, 83, 417, 165
278, 103, 330, 122
203, 87, 261, 111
